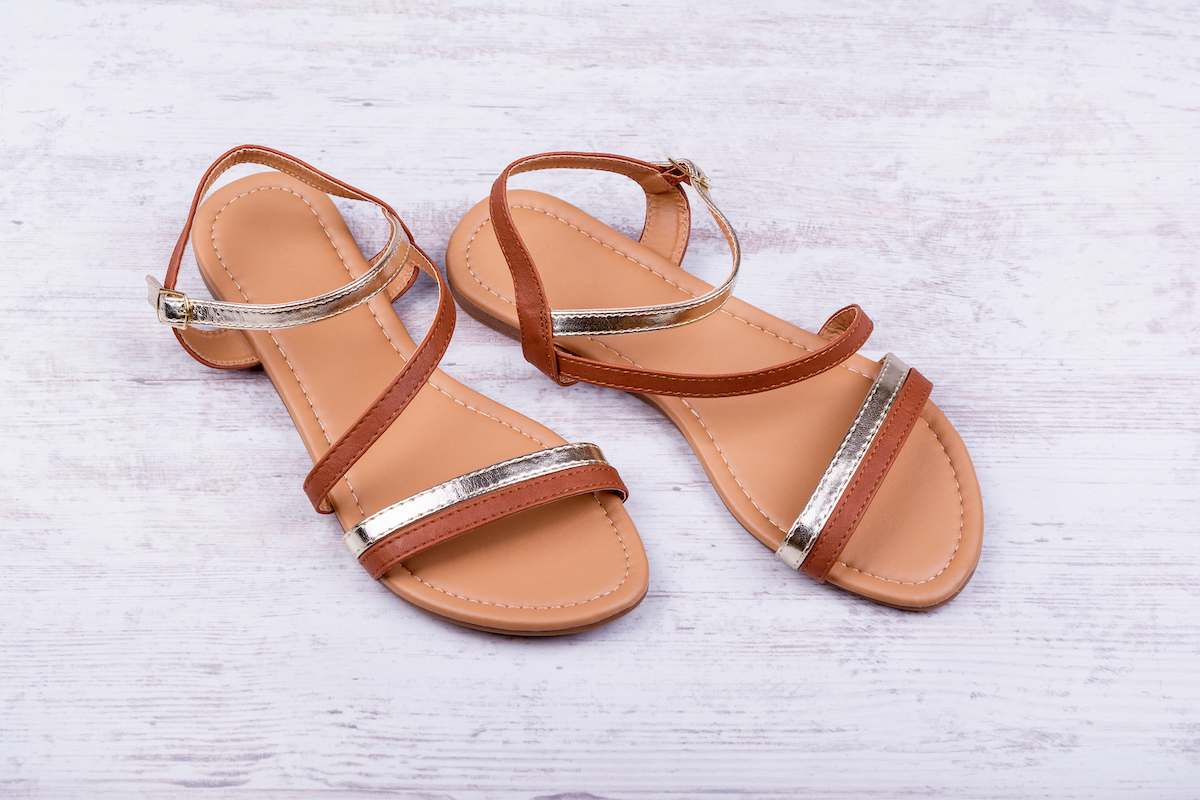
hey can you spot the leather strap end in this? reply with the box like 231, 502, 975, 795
818, 305, 865, 342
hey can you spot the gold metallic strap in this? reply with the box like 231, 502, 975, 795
776, 353, 913, 570
343, 443, 620, 557
146, 225, 409, 330
147, 145, 412, 333
529, 157, 742, 338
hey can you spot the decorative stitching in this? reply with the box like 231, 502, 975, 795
472, 209, 868, 397
319, 209, 630, 606
305, 320, 435, 497
834, 419, 964, 585
588, 337, 784, 529
351, 261, 552, 450
461, 204, 965, 586
393, 493, 631, 610
484, 205, 710, 321
184, 330, 258, 367
220, 149, 371, 210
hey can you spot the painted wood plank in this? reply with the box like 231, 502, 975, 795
1, 1, 1197, 797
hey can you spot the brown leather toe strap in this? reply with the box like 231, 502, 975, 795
801, 365, 933, 582
357, 463, 627, 580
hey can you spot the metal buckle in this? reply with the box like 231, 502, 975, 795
662, 157, 712, 190
146, 275, 191, 330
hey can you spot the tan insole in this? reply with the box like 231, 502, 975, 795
191, 174, 649, 634
446, 190, 983, 609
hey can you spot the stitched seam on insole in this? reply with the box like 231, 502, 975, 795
211, 186, 366, 516
393, 493, 631, 609
589, 317, 962, 586
463, 206, 964, 586
233, 152, 371, 213
356, 265, 553, 451
467, 209, 875, 382
835, 431, 963, 586
216, 186, 626, 608
588, 337, 782, 531
338, 259, 632, 607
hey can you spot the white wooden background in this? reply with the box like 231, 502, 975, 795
2, 1, 1197, 797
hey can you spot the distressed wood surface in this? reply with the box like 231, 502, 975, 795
2, 1, 1198, 797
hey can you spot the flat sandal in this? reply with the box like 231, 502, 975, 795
445, 151, 983, 609
148, 146, 648, 634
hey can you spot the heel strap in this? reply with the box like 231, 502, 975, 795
149, 145, 416, 369
489, 152, 742, 384
150, 145, 458, 515
487, 151, 873, 397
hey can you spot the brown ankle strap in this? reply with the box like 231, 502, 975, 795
487, 151, 873, 396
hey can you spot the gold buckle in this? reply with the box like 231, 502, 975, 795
664, 157, 712, 191
146, 275, 191, 330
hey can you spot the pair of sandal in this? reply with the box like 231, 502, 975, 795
148, 146, 983, 635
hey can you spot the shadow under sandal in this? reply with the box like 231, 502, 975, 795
445, 152, 983, 609
148, 146, 648, 634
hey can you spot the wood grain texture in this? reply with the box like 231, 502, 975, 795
1, 1, 1198, 797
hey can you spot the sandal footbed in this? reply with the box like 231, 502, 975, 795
191, 174, 649, 634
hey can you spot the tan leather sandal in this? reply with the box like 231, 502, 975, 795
445, 152, 983, 609
147, 146, 648, 635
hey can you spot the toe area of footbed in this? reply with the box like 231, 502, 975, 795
377, 492, 649, 634
823, 399, 984, 610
